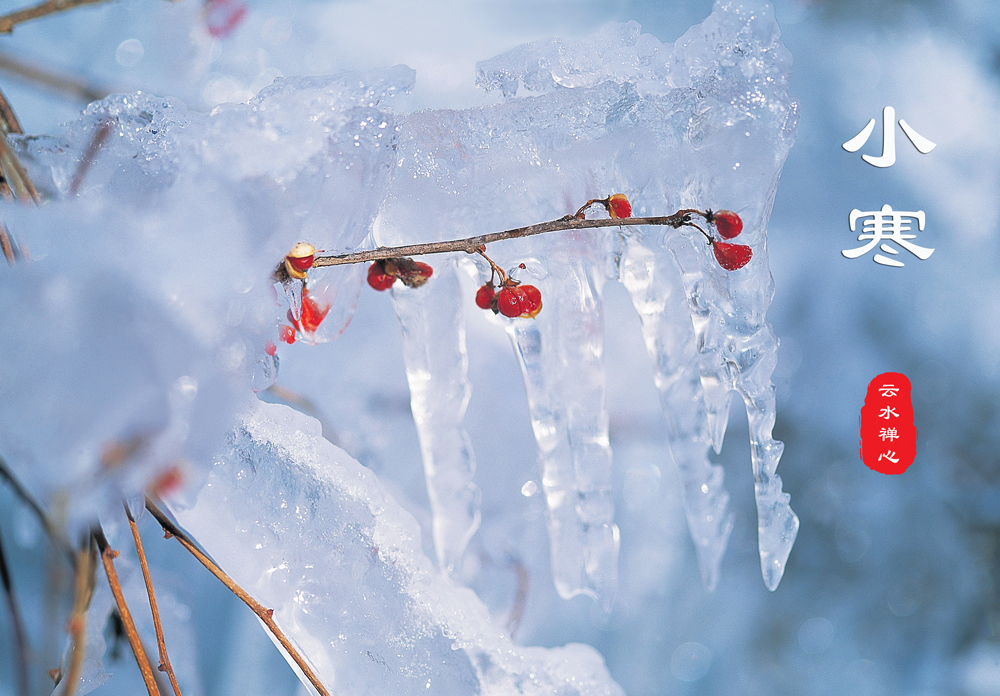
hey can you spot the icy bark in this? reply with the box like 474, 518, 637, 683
391, 263, 481, 574
506, 233, 618, 609
619, 236, 733, 591
171, 400, 623, 696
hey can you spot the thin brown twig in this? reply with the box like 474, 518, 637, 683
124, 504, 183, 696
144, 497, 332, 696
311, 213, 699, 268
62, 538, 96, 696
0, 527, 30, 696
0, 0, 111, 34
92, 526, 161, 696
0, 51, 110, 104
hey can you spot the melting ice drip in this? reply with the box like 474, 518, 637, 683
381, 0, 799, 601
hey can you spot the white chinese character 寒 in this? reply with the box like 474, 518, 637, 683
842, 106, 936, 168
842, 205, 934, 267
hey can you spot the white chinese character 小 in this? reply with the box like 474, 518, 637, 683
843, 106, 936, 167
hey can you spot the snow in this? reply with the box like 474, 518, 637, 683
172, 399, 623, 696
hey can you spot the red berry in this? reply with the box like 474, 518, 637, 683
299, 290, 330, 333
367, 262, 396, 291
518, 284, 542, 318
414, 262, 434, 280
287, 255, 314, 273
279, 324, 296, 344
608, 194, 632, 220
205, 0, 247, 38
476, 284, 495, 310
497, 286, 524, 317
713, 242, 753, 271
150, 465, 185, 498
264, 341, 277, 356
713, 210, 743, 239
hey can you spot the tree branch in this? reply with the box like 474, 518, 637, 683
311, 213, 696, 268
0, 0, 111, 34
125, 504, 183, 696
92, 526, 161, 696
144, 497, 332, 696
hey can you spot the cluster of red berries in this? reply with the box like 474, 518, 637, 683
704, 209, 751, 270
271, 197, 750, 354
476, 280, 542, 318
366, 257, 434, 291
576, 195, 749, 271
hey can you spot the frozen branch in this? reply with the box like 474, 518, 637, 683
311, 213, 699, 268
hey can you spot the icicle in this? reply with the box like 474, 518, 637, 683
506, 232, 618, 611
737, 327, 799, 591
392, 261, 481, 574
656, 212, 798, 590
619, 232, 733, 591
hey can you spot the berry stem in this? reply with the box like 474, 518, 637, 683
476, 247, 508, 286
312, 211, 713, 269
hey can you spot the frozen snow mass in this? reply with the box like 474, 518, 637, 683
0, 0, 821, 694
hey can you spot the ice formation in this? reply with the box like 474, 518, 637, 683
171, 400, 623, 696
0, 66, 411, 536
0, 3, 799, 693
381, 0, 798, 596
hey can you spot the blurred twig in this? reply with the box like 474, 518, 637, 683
0, 85, 22, 136
0, 134, 39, 203
144, 497, 332, 696
68, 118, 113, 196
0, 51, 109, 103
0, 85, 25, 263
0, 527, 30, 696
505, 557, 529, 640
61, 539, 96, 696
0, 456, 77, 568
0, 0, 110, 34
125, 504, 183, 696
93, 526, 161, 696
